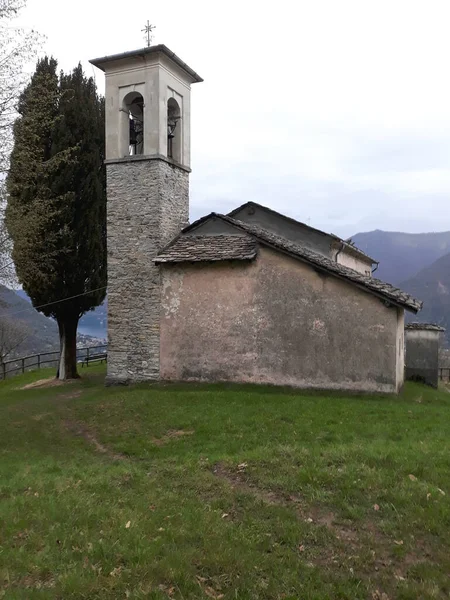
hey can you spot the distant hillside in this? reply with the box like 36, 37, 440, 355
400, 252, 450, 339
0, 285, 59, 355
351, 230, 450, 285
15, 290, 107, 339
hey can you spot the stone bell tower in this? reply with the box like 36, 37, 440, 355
90, 45, 203, 384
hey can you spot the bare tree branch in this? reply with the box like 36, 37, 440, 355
0, 316, 29, 362
0, 0, 42, 286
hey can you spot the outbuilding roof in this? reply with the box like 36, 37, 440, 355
405, 323, 445, 332
155, 213, 422, 313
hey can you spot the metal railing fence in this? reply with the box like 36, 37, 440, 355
0, 345, 107, 380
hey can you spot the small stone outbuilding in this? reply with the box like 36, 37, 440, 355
405, 323, 445, 388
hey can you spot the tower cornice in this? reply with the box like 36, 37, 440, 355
90, 44, 203, 84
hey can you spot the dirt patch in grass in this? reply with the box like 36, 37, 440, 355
31, 413, 52, 421
195, 575, 226, 599
151, 429, 195, 446
63, 420, 127, 461
7, 573, 56, 592
20, 377, 72, 390
57, 390, 83, 400
212, 461, 294, 507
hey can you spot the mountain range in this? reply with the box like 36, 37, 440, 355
352, 229, 450, 342
351, 230, 450, 286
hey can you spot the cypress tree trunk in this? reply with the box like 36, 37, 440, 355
57, 315, 80, 380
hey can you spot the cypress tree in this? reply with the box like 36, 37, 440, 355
6, 57, 106, 379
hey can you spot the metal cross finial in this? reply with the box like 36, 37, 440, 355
142, 21, 156, 47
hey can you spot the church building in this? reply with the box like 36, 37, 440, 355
90, 44, 422, 394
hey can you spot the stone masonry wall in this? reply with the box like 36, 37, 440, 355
106, 157, 189, 384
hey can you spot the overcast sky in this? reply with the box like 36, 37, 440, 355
16, 0, 450, 237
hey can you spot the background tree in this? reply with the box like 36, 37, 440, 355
5, 57, 106, 379
0, 316, 29, 369
0, 0, 41, 285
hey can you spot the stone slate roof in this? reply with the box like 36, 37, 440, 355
155, 213, 423, 313
228, 201, 378, 264
405, 322, 445, 332
155, 234, 258, 264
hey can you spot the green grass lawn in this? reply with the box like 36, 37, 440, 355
1, 367, 450, 599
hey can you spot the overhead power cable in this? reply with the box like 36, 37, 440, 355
0, 285, 108, 319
